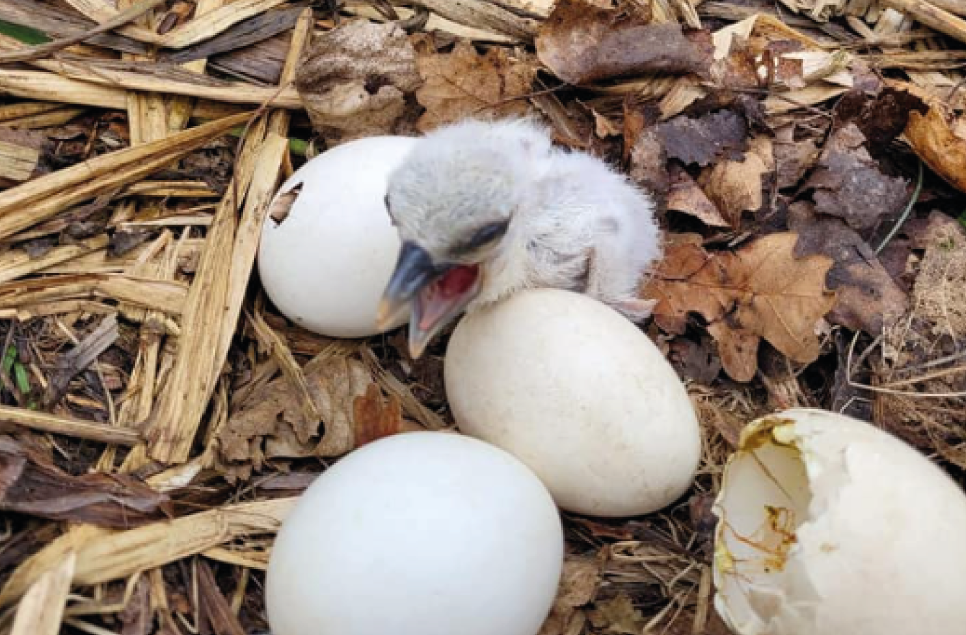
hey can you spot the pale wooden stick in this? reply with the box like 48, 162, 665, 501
10, 553, 77, 635
0, 498, 295, 606
0, 405, 140, 445
0, 0, 168, 63
0, 112, 250, 240
882, 0, 966, 44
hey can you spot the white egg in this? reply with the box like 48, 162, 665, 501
713, 408, 966, 635
258, 136, 418, 337
444, 288, 702, 517
266, 432, 563, 635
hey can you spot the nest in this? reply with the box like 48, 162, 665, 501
0, 0, 965, 633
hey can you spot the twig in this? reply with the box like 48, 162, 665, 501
881, 0, 966, 46
876, 158, 923, 254
0, 0, 169, 64
0, 405, 141, 445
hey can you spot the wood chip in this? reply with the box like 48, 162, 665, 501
0, 498, 295, 606
0, 405, 140, 446
10, 553, 76, 635
0, 112, 250, 241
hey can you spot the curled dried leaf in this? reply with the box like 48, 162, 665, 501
536, 0, 713, 85
647, 232, 835, 382
353, 383, 405, 447
295, 20, 421, 140
0, 436, 168, 528
700, 135, 774, 226
905, 105, 966, 194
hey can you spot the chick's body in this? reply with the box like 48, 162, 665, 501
386, 119, 660, 319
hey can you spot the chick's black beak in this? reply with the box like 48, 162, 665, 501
377, 241, 439, 332
377, 241, 483, 359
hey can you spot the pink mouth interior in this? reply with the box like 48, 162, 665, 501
437, 265, 479, 297
418, 265, 480, 330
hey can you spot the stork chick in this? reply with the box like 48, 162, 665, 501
377, 119, 661, 358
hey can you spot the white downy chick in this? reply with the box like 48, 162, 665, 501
377, 118, 661, 358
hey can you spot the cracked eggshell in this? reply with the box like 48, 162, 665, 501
444, 288, 702, 517
258, 136, 418, 337
266, 432, 564, 635
713, 408, 966, 635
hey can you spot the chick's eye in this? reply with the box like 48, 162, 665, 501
470, 219, 510, 246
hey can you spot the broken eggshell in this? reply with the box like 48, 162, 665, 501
258, 136, 419, 337
713, 408, 966, 635
444, 288, 702, 517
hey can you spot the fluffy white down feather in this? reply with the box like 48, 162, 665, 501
386, 118, 662, 318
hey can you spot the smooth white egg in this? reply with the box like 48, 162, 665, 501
713, 408, 966, 635
258, 136, 418, 337
266, 432, 563, 635
444, 288, 702, 517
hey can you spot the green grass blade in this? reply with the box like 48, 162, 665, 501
0, 19, 50, 45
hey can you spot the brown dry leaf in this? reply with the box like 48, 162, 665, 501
905, 104, 966, 193
804, 123, 909, 231
353, 383, 405, 447
666, 163, 729, 227
217, 351, 374, 475
587, 594, 648, 635
197, 561, 245, 635
700, 135, 774, 226
538, 555, 601, 635
295, 20, 421, 141
667, 335, 722, 384
647, 232, 836, 382
773, 124, 819, 189
789, 201, 908, 334
628, 125, 669, 198
415, 40, 536, 132
833, 87, 925, 156
536, 0, 712, 85
657, 110, 747, 167
0, 436, 168, 528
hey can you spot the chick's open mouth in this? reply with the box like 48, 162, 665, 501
417, 264, 480, 331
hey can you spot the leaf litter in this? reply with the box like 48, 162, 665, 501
0, 0, 965, 633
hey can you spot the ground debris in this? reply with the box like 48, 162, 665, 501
536, 0, 713, 85
216, 346, 414, 480
657, 109, 747, 167
805, 123, 910, 231
295, 20, 421, 142
0, 435, 168, 527
647, 232, 835, 381
414, 38, 536, 131
790, 201, 908, 334
1, 0, 965, 633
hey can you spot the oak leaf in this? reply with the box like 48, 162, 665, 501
415, 40, 535, 132
666, 164, 728, 227
647, 232, 835, 381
